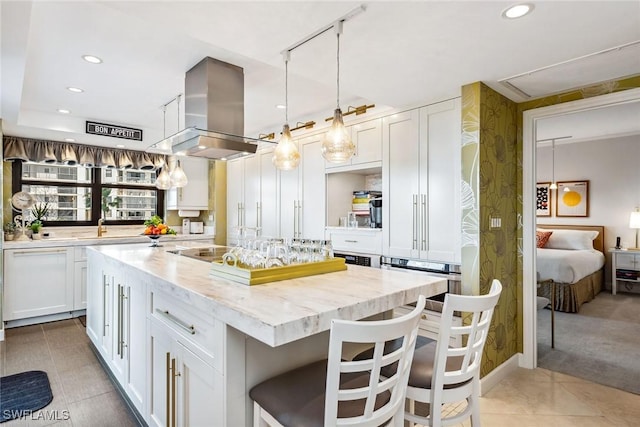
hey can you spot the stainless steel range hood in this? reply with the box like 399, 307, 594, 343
148, 57, 269, 160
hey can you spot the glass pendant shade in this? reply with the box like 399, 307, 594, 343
272, 124, 300, 170
155, 167, 171, 190
170, 160, 188, 188
321, 108, 355, 163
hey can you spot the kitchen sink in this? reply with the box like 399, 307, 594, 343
167, 246, 230, 263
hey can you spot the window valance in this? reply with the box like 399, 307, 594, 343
2, 136, 167, 170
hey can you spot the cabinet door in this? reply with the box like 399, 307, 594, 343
226, 158, 244, 245
175, 341, 223, 427
86, 253, 105, 347
99, 270, 114, 359
125, 281, 147, 414
382, 110, 420, 258
420, 98, 462, 263
73, 261, 87, 310
243, 153, 261, 231
3, 248, 74, 321
279, 163, 300, 239
300, 135, 326, 240
351, 118, 382, 165
166, 157, 209, 210
259, 148, 278, 238
148, 320, 173, 427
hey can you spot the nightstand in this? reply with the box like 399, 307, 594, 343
610, 249, 640, 295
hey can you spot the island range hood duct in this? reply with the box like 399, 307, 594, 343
148, 57, 267, 160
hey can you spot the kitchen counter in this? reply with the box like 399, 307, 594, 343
3, 233, 214, 249
89, 243, 446, 346
87, 243, 446, 426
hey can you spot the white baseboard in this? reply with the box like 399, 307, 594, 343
479, 353, 521, 395
4, 309, 86, 329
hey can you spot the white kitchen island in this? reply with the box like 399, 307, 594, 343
86, 243, 446, 427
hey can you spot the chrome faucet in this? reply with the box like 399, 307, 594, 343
97, 218, 107, 237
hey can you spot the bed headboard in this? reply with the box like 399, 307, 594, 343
537, 224, 605, 253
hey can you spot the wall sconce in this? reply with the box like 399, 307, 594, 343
324, 104, 375, 122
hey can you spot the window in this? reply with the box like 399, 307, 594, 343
13, 162, 164, 226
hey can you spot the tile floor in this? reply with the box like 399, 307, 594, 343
2, 318, 640, 426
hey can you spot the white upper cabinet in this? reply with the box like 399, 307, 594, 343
325, 118, 382, 171
383, 110, 421, 258
420, 98, 462, 263
279, 133, 326, 240
166, 157, 209, 211
226, 147, 277, 245
383, 98, 462, 263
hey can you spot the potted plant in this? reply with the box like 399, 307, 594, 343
4, 221, 16, 241
30, 220, 43, 240
31, 202, 50, 223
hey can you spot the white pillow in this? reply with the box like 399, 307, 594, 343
543, 229, 598, 250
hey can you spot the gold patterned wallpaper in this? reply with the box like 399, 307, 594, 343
461, 82, 519, 375
464, 75, 640, 377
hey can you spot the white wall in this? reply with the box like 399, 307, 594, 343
536, 134, 640, 288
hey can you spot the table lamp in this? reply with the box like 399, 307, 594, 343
629, 209, 640, 250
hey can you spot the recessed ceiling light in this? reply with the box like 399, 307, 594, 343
116, 144, 125, 148
82, 55, 103, 64
65, 138, 75, 142
198, 145, 206, 150
220, 157, 227, 161
502, 3, 534, 19
275, 104, 286, 109
57, 109, 70, 114
67, 87, 84, 93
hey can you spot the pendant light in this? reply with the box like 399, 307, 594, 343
155, 106, 172, 189
549, 138, 557, 190
272, 51, 300, 170
321, 21, 355, 163
170, 159, 188, 187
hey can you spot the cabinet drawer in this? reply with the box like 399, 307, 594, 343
616, 253, 638, 270
150, 289, 223, 372
329, 231, 382, 254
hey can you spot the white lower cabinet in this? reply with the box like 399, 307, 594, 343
3, 247, 74, 321
149, 319, 222, 427
86, 252, 147, 415
73, 247, 88, 310
148, 286, 223, 427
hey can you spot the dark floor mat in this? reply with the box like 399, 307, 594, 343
0, 370, 53, 423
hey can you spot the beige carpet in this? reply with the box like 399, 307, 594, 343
537, 291, 640, 395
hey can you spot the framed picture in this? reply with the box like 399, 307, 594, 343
556, 180, 589, 217
536, 182, 552, 217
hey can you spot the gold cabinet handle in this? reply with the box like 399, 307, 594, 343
171, 356, 178, 427
166, 352, 171, 426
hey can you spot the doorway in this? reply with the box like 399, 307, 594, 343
521, 88, 640, 368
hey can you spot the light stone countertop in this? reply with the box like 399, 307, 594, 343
3, 233, 215, 249
88, 243, 447, 347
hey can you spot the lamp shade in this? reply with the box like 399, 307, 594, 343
321, 108, 355, 163
272, 124, 300, 170
170, 160, 188, 188
629, 211, 640, 229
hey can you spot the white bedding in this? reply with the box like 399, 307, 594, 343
536, 248, 605, 284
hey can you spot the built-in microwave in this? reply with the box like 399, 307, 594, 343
333, 251, 381, 268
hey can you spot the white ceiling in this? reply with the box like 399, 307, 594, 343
1, 1, 640, 152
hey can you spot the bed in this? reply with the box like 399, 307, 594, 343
536, 225, 605, 313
